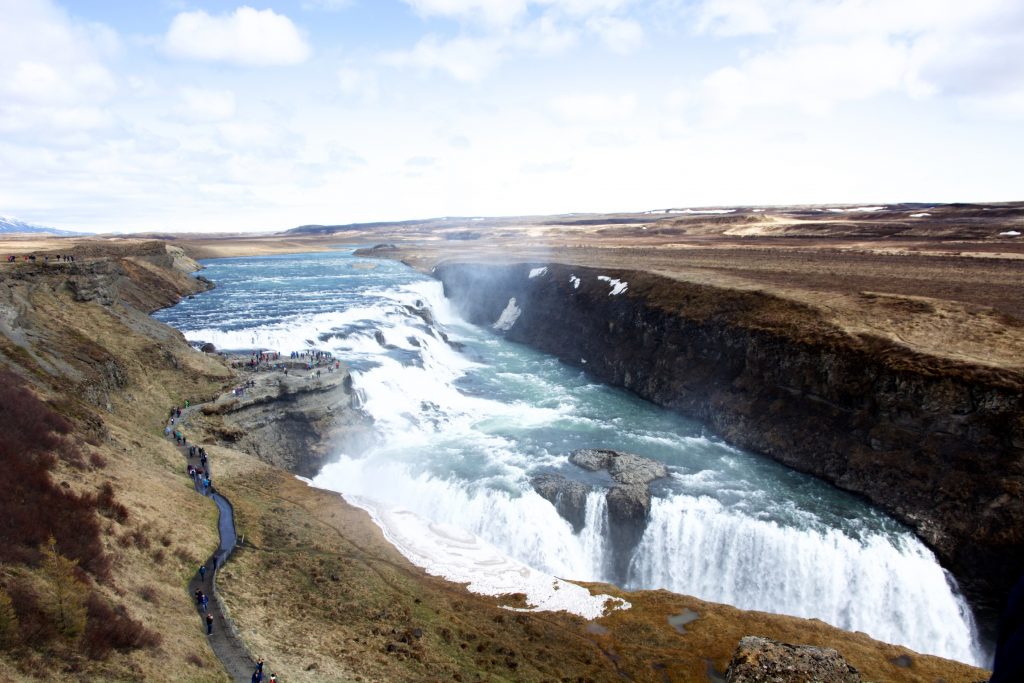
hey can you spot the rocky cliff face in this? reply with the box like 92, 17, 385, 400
436, 261, 1024, 620
199, 367, 376, 477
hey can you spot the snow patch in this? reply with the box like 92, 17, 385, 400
828, 206, 886, 213
910, 213, 931, 218
597, 276, 628, 295
493, 298, 522, 331
529, 267, 548, 279
296, 479, 628, 620
999, 230, 1021, 237
667, 208, 735, 215
569, 275, 580, 289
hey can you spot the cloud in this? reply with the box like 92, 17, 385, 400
586, 16, 643, 53
402, 0, 529, 26
389, 0, 638, 79
0, 0, 119, 105
689, 0, 1024, 117
550, 92, 637, 122
338, 66, 380, 103
384, 34, 503, 81
176, 87, 236, 122
302, 0, 353, 10
164, 6, 311, 66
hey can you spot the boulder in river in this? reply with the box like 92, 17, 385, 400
570, 448, 668, 486
532, 448, 669, 583
531, 473, 591, 532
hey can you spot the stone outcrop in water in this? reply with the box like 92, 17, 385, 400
531, 473, 590, 532
436, 261, 1024, 620
725, 636, 862, 683
532, 448, 669, 581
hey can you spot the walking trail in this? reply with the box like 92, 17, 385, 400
168, 405, 258, 683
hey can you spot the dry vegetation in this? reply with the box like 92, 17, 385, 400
0, 242, 234, 680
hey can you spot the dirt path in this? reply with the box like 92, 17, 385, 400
169, 406, 258, 683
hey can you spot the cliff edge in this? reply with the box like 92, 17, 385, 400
435, 260, 1024, 623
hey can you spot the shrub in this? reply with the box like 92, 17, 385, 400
7, 580, 54, 647
0, 588, 19, 649
96, 483, 129, 524
130, 528, 150, 551
0, 372, 111, 579
83, 593, 162, 660
39, 536, 88, 641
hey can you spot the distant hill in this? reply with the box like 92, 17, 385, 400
0, 216, 87, 236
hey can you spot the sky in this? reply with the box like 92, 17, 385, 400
1, 0, 1023, 233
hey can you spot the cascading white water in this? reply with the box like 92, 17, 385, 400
156, 251, 985, 665
631, 495, 979, 664
314, 280, 983, 664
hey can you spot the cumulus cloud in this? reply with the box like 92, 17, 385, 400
164, 6, 311, 66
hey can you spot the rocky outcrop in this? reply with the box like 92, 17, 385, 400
725, 636, 861, 683
532, 448, 669, 582
437, 261, 1024, 620
570, 448, 669, 486
201, 366, 376, 477
531, 473, 590, 532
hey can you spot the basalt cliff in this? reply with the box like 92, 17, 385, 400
434, 261, 1024, 622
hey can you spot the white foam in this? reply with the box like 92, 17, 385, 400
597, 276, 628, 295
529, 267, 548, 279
569, 275, 580, 289
350, 491, 625, 618
493, 297, 521, 331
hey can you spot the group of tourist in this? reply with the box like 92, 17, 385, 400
224, 348, 342, 382
251, 658, 276, 683
4, 253, 75, 262
167, 401, 279, 681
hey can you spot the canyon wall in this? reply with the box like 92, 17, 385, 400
435, 261, 1024, 620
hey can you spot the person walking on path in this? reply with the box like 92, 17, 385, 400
199, 564, 207, 581
206, 613, 214, 635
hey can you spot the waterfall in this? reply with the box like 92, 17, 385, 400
629, 494, 981, 664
